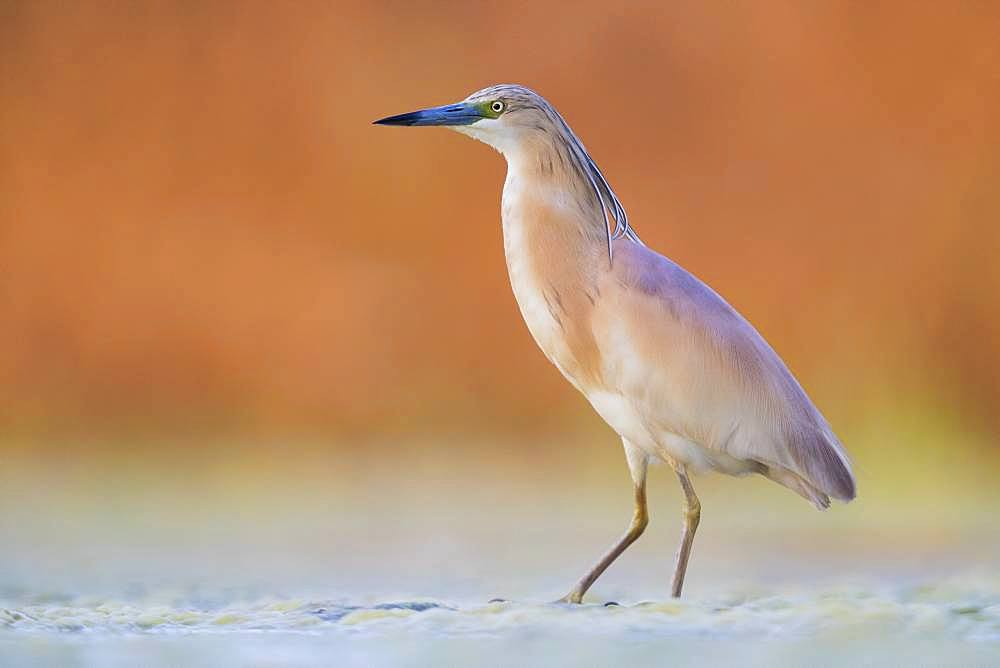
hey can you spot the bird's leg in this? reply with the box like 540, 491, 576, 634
558, 450, 648, 604
670, 469, 701, 598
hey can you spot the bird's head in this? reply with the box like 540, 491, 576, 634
374, 84, 558, 155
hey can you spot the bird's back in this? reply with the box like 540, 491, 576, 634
585, 239, 856, 507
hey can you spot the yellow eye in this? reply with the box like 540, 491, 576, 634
490, 101, 505, 114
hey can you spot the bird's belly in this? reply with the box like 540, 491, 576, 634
585, 389, 758, 475
585, 390, 659, 453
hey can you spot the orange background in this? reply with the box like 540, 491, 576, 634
2, 1, 998, 453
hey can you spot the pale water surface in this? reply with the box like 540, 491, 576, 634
3, 577, 998, 666
2, 441, 998, 666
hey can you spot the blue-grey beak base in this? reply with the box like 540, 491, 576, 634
373, 103, 482, 127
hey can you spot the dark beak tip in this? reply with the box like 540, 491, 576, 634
372, 114, 415, 127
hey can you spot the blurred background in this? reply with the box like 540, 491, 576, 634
1, 0, 998, 613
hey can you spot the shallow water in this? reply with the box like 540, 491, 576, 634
2, 442, 998, 666
2, 580, 998, 667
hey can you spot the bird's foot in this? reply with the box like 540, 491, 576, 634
553, 591, 584, 605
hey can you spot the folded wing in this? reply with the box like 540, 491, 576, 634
597, 241, 856, 506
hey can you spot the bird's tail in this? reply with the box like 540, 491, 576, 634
767, 425, 856, 509
804, 427, 856, 503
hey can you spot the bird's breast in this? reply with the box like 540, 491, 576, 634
503, 233, 569, 377
500, 177, 603, 390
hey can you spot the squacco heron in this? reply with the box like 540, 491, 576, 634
375, 84, 856, 602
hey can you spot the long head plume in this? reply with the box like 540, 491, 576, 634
544, 95, 645, 257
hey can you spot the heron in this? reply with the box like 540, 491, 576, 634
374, 84, 855, 602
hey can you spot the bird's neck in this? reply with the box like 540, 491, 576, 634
500, 141, 611, 299
501, 141, 609, 254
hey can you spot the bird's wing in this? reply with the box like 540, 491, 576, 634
593, 240, 855, 503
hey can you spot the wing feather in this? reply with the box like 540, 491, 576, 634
598, 241, 856, 502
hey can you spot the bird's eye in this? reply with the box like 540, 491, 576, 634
490, 101, 505, 114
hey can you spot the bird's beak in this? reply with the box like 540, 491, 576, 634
373, 102, 482, 127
